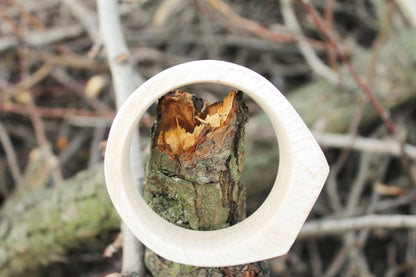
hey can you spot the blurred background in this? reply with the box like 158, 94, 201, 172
1, 0, 416, 276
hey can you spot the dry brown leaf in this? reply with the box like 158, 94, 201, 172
13, 91, 32, 104
85, 75, 106, 98
374, 182, 405, 196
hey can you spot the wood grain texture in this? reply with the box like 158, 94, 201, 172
104, 60, 329, 266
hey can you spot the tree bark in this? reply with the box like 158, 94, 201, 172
143, 90, 269, 276
0, 164, 119, 277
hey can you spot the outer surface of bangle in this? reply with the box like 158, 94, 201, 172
104, 60, 329, 266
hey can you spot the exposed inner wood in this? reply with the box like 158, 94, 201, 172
155, 90, 238, 157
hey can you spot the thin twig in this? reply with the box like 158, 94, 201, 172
325, 154, 370, 276
4, 63, 52, 98
0, 121, 22, 187
0, 25, 85, 52
300, 215, 416, 238
43, 53, 107, 71
7, 0, 45, 31
366, 1, 396, 84
342, 167, 379, 277
27, 98, 64, 186
193, 0, 326, 50
314, 131, 416, 160
385, 259, 416, 277
0, 4, 25, 37
58, 129, 91, 167
0, 102, 115, 122
324, 245, 350, 277
324, 0, 340, 77
345, 153, 370, 213
321, 100, 367, 214
6, 0, 60, 17
280, 0, 338, 84
61, 0, 100, 42
325, 169, 343, 212
298, 0, 397, 134
88, 127, 107, 167
323, 98, 366, 212
50, 67, 115, 117
28, 100, 47, 147
4, 1, 70, 54
307, 240, 323, 277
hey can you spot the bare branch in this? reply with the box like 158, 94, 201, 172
0, 25, 84, 52
97, 0, 145, 274
314, 132, 416, 160
300, 215, 416, 238
299, 0, 397, 134
397, 0, 416, 29
62, 0, 100, 42
280, 0, 338, 84
193, 0, 326, 49
0, 121, 22, 189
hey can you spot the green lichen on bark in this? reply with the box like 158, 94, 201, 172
0, 164, 119, 277
143, 90, 269, 276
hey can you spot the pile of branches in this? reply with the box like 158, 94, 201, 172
1, 0, 416, 276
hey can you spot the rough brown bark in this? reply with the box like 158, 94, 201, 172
143, 90, 269, 276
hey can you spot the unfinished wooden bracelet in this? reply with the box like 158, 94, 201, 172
104, 60, 329, 267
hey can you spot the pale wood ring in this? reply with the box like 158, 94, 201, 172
104, 60, 329, 266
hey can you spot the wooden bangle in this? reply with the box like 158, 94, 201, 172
104, 60, 329, 266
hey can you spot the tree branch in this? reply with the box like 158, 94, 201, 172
97, 0, 146, 275
313, 132, 416, 160
300, 215, 416, 238
288, 27, 416, 133
298, 0, 397, 134
0, 165, 119, 277
280, 0, 338, 84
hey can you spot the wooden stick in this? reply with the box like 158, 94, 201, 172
314, 132, 416, 160
97, 0, 146, 274
0, 121, 22, 187
300, 215, 416, 238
